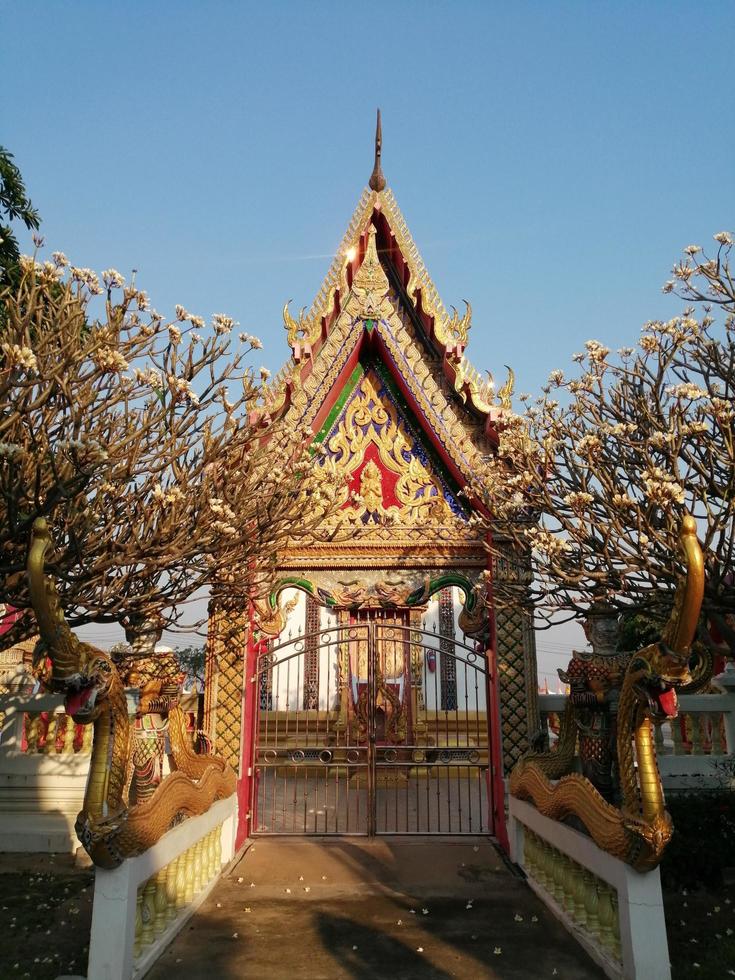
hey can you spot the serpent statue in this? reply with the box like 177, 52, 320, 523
27, 517, 236, 869
510, 514, 706, 871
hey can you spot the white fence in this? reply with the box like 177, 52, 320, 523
0, 691, 99, 852
88, 794, 237, 980
510, 796, 670, 980
538, 666, 735, 792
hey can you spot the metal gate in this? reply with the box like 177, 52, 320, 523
251, 622, 493, 836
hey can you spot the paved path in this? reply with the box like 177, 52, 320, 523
147, 838, 604, 980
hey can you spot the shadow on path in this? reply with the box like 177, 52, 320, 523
314, 909, 455, 980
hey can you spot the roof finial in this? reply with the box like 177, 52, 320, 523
369, 108, 386, 192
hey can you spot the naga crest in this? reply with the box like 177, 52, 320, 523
445, 302, 472, 346
510, 513, 706, 871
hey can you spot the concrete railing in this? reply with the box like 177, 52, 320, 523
87, 794, 237, 980
538, 665, 735, 792
0, 692, 101, 852
510, 796, 670, 980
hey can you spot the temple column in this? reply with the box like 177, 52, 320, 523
204, 599, 249, 773
493, 544, 540, 774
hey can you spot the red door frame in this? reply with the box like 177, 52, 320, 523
235, 602, 259, 848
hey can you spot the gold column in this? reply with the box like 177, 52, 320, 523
140, 877, 157, 947
493, 543, 540, 773
183, 846, 195, 904
409, 608, 427, 739
62, 715, 77, 754
26, 714, 41, 752
176, 850, 188, 910
165, 857, 179, 923
153, 869, 168, 937
205, 599, 248, 772
133, 888, 143, 958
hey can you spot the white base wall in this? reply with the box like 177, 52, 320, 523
510, 796, 671, 980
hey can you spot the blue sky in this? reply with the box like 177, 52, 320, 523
3, 1, 733, 663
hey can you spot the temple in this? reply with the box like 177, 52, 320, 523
205, 112, 539, 846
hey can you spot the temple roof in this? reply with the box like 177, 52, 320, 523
265, 119, 511, 490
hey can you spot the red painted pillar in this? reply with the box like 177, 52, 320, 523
235, 604, 258, 848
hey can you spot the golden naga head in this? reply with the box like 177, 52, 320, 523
626, 513, 705, 720
27, 518, 118, 724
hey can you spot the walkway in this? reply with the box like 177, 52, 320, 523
147, 838, 603, 979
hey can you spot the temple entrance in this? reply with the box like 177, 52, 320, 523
251, 620, 494, 836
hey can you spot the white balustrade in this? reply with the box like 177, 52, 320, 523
87, 794, 237, 980
510, 796, 670, 980
0, 690, 137, 852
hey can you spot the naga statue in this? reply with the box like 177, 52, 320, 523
27, 518, 236, 869
511, 514, 706, 871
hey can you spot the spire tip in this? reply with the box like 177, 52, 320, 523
369, 108, 386, 192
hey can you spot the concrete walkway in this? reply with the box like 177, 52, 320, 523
147, 838, 604, 979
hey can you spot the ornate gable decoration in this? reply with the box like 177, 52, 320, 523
267, 127, 513, 564
315, 365, 464, 534
343, 224, 391, 320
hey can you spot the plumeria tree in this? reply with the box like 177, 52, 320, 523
0, 249, 342, 651
0, 145, 40, 286
475, 232, 735, 658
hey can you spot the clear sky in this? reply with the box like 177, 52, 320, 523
3, 1, 733, 668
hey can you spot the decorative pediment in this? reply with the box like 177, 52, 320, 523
265, 152, 514, 569
315, 364, 464, 533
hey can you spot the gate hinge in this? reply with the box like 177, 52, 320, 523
247, 767, 252, 777
250, 675, 257, 683
246, 810, 252, 820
